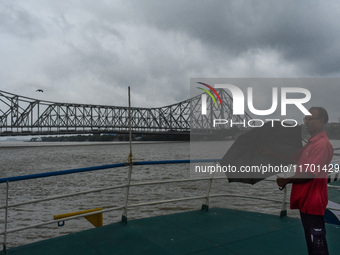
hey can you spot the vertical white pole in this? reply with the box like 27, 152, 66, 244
122, 87, 133, 223
128, 86, 132, 162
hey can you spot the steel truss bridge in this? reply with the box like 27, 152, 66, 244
0, 89, 251, 136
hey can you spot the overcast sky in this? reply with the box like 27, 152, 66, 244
1, 0, 340, 121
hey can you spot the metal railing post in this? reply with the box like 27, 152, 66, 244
3, 181, 9, 253
122, 160, 133, 223
201, 173, 214, 212
280, 186, 287, 217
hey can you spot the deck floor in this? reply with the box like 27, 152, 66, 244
2, 208, 340, 255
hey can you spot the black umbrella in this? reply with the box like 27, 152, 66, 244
220, 121, 302, 184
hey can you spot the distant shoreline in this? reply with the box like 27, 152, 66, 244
0, 140, 188, 148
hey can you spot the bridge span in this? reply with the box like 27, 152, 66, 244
0, 89, 250, 137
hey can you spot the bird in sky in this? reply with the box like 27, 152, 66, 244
36, 89, 43, 92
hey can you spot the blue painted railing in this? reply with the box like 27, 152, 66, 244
0, 159, 219, 184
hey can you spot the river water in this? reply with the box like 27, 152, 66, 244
1, 140, 339, 248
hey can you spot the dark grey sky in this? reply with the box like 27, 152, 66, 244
1, 0, 339, 120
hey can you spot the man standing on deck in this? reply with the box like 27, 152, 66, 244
277, 107, 333, 255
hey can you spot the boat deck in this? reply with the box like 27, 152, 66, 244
2, 207, 340, 255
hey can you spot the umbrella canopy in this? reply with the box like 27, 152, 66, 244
220, 121, 302, 184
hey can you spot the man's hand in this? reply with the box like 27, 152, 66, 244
276, 177, 289, 188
